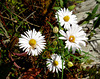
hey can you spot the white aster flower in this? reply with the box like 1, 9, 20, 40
18, 29, 46, 56
46, 54, 65, 73
59, 25, 88, 53
55, 8, 77, 29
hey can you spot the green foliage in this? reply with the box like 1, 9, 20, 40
53, 7, 61, 10
93, 15, 100, 29
68, 5, 76, 10
85, 4, 99, 22
70, 54, 84, 62
80, 4, 100, 41
76, 1, 84, 3
92, 4, 99, 14
54, 0, 64, 8
88, 66, 100, 78
60, 0, 64, 7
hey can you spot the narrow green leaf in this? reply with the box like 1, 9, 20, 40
65, 67, 72, 74
85, 12, 93, 21
70, 54, 83, 62
46, 63, 50, 66
92, 4, 99, 14
57, 13, 62, 30
82, 51, 95, 58
52, 7, 61, 10
93, 15, 100, 29
81, 21, 89, 25
60, 0, 64, 7
0, 2, 14, 16
47, 21, 53, 29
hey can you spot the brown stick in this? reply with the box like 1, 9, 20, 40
9, 52, 21, 69
13, 52, 27, 56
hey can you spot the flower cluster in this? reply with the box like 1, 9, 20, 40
56, 8, 88, 53
46, 8, 87, 73
18, 8, 88, 73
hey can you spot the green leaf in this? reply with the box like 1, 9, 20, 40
92, 4, 99, 14
56, 13, 62, 30
47, 21, 53, 29
0, 2, 14, 16
85, 4, 99, 21
52, 7, 61, 10
48, 47, 55, 51
70, 54, 83, 62
46, 63, 50, 66
81, 21, 89, 25
65, 67, 72, 74
69, 0, 75, 1
85, 12, 93, 21
76, 1, 84, 3
93, 15, 100, 29
60, 0, 63, 7
82, 51, 95, 58
68, 5, 76, 11
85, 12, 97, 21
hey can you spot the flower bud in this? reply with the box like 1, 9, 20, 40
53, 41, 57, 46
53, 26, 58, 33
67, 61, 74, 68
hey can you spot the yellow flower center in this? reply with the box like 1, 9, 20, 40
69, 35, 75, 43
53, 60, 59, 66
63, 15, 70, 22
29, 39, 36, 46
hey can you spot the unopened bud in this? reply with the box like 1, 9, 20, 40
53, 41, 57, 46
53, 26, 59, 33
68, 61, 73, 68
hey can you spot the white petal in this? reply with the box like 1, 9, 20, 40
59, 30, 67, 37
56, 68, 58, 73
53, 66, 55, 73
59, 37, 66, 40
